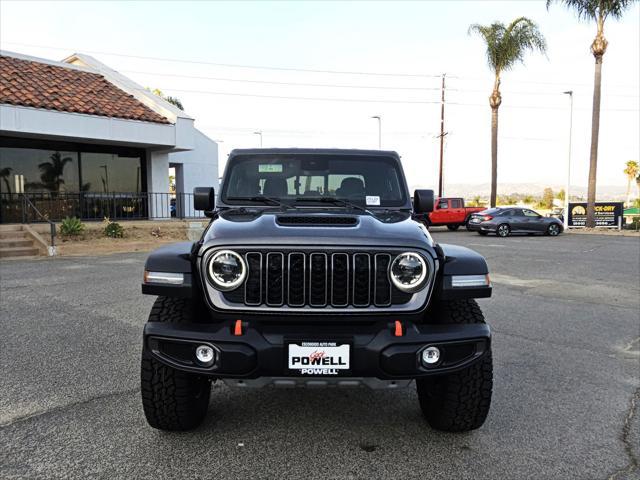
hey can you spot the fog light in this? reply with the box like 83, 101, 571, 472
195, 345, 215, 366
422, 346, 440, 366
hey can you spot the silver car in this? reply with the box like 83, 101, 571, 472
467, 207, 564, 237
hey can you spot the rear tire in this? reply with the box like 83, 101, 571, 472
416, 299, 493, 432
141, 297, 211, 431
465, 219, 474, 231
447, 224, 460, 231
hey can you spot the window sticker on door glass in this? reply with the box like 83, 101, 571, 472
258, 164, 283, 173
366, 195, 380, 206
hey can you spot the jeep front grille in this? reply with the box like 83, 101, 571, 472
217, 250, 415, 309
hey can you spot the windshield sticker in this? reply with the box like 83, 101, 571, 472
258, 164, 283, 173
366, 196, 380, 206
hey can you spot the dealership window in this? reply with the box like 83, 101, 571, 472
0, 147, 79, 194
81, 153, 143, 193
0, 137, 145, 195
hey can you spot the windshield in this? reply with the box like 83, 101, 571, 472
222, 154, 407, 207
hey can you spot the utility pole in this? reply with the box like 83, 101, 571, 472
437, 74, 447, 198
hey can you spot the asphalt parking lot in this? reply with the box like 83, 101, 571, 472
1, 230, 638, 480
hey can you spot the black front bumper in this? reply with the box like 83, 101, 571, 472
144, 319, 491, 380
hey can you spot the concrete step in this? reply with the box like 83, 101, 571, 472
0, 225, 24, 232
0, 246, 39, 258
0, 238, 33, 248
0, 231, 30, 240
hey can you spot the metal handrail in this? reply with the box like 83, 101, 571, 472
21, 194, 56, 252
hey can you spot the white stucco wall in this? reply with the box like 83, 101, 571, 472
169, 128, 219, 194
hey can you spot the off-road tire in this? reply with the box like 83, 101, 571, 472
447, 224, 460, 231
417, 299, 493, 432
141, 296, 211, 431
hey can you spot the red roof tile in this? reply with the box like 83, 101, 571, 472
0, 55, 170, 124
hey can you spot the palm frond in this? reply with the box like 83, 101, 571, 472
546, 0, 637, 21
468, 17, 546, 74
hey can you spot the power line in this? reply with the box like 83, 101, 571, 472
450, 75, 639, 90
6, 40, 637, 94
159, 86, 639, 111
2, 41, 443, 78
160, 87, 443, 104
448, 87, 639, 98
121, 69, 441, 91
122, 69, 638, 98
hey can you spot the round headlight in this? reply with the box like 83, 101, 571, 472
208, 250, 246, 291
390, 252, 428, 292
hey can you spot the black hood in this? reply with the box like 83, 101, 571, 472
200, 210, 435, 252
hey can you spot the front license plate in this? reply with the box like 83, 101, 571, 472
288, 342, 350, 375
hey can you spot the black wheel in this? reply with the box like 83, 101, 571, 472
141, 296, 211, 431
477, 231, 489, 236
546, 223, 561, 236
465, 219, 474, 231
447, 224, 460, 231
496, 223, 510, 237
416, 299, 493, 432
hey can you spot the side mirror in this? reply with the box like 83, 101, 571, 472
194, 187, 215, 213
413, 189, 434, 213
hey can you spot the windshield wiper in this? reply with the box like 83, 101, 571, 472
226, 196, 298, 210
294, 197, 373, 216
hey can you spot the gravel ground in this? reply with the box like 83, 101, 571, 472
0, 230, 638, 480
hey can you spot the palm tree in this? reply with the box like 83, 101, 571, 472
37, 152, 73, 194
624, 160, 639, 204
547, 0, 636, 226
469, 18, 547, 207
0, 167, 12, 196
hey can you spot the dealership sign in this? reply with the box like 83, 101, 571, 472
568, 202, 623, 228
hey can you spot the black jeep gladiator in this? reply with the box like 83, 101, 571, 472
140, 148, 493, 432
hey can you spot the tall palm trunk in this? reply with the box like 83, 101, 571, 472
490, 107, 499, 207
586, 16, 607, 228
489, 76, 502, 208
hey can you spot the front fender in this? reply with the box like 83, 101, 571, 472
141, 242, 198, 298
437, 243, 491, 300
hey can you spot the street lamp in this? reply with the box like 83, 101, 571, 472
253, 131, 263, 147
371, 116, 381, 149
563, 91, 573, 230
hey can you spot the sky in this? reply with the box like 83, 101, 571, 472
1, 0, 638, 195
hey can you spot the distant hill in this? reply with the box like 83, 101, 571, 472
408, 183, 629, 201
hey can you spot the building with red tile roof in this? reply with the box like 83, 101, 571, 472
0, 51, 218, 223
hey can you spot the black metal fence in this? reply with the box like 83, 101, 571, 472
0, 192, 205, 224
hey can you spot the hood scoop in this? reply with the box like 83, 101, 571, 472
276, 215, 358, 227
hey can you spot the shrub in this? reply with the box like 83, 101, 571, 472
103, 217, 124, 238
59, 217, 85, 236
623, 216, 640, 231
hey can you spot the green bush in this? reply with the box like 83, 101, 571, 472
59, 217, 85, 236
623, 216, 640, 231
103, 218, 124, 238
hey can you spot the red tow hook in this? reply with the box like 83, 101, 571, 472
394, 320, 403, 337
233, 319, 243, 336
